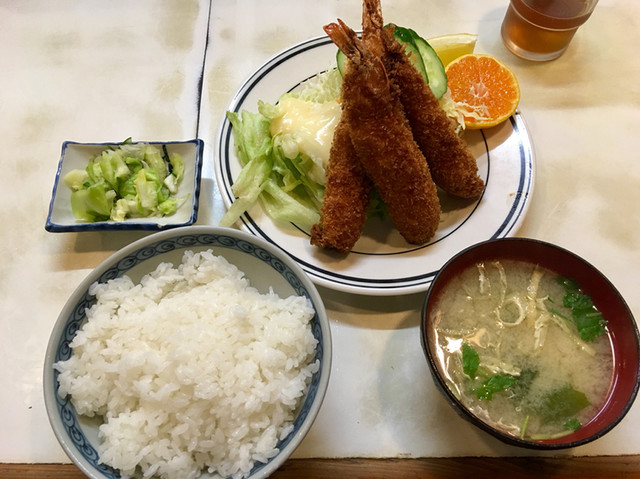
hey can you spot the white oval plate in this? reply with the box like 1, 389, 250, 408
215, 35, 535, 296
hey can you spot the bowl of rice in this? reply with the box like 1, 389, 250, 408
43, 225, 331, 479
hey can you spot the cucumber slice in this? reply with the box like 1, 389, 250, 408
336, 48, 348, 76
335, 36, 427, 83
335, 24, 447, 99
391, 25, 429, 84
390, 24, 448, 98
412, 35, 448, 98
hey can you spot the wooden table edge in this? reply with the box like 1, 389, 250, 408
2, 456, 640, 479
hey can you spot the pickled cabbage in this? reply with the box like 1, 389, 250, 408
63, 140, 186, 222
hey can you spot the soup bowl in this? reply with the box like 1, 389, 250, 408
420, 237, 639, 449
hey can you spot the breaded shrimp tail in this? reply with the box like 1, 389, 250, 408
310, 118, 372, 253
362, 0, 385, 58
363, 0, 485, 199
324, 20, 440, 245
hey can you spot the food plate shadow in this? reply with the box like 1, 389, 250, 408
71, 230, 150, 254
318, 284, 424, 331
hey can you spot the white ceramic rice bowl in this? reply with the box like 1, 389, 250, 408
43, 225, 331, 479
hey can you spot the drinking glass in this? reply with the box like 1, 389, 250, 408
501, 0, 599, 61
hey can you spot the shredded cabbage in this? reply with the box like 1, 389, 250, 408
282, 68, 343, 103
438, 89, 491, 133
439, 88, 495, 133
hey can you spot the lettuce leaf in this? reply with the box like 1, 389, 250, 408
219, 71, 343, 230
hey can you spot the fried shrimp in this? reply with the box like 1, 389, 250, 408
362, 0, 485, 199
323, 20, 440, 245
310, 117, 373, 253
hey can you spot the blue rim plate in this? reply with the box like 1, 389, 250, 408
215, 35, 535, 296
45, 139, 204, 232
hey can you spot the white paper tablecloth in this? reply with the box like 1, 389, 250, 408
1, 0, 638, 463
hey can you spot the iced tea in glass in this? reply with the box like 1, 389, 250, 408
501, 0, 599, 61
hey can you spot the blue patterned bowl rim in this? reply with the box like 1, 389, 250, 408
43, 225, 332, 479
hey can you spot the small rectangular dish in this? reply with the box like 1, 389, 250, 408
45, 139, 204, 232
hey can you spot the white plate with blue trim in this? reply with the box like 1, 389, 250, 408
215, 35, 535, 296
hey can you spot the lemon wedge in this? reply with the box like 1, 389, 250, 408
427, 33, 478, 67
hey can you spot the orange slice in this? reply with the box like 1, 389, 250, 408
445, 54, 520, 129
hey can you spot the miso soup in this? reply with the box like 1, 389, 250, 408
431, 260, 613, 440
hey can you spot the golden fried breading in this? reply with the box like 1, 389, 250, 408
310, 118, 372, 253
385, 41, 485, 199
363, 0, 485, 199
324, 20, 440, 244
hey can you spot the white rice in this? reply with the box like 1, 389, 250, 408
55, 249, 319, 479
